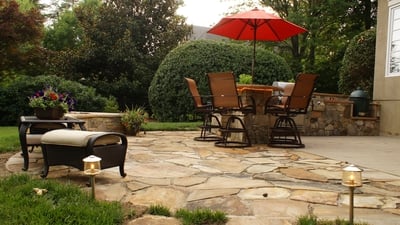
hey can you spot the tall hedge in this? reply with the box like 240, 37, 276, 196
148, 40, 292, 122
0, 75, 109, 125
338, 29, 376, 95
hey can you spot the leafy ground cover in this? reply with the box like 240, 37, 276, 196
0, 174, 124, 225
296, 214, 370, 225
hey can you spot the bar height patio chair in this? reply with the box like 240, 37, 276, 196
184, 77, 222, 141
207, 72, 255, 147
265, 73, 318, 148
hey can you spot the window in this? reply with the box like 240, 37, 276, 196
387, 3, 400, 76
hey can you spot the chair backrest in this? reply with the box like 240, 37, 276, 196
286, 73, 318, 114
29, 123, 67, 134
207, 72, 241, 109
184, 77, 203, 108
280, 83, 295, 105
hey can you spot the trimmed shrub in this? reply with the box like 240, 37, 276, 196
0, 75, 113, 125
148, 40, 292, 121
338, 29, 376, 95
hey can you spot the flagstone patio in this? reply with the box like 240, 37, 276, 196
5, 131, 400, 225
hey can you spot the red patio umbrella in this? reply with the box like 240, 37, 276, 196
207, 8, 307, 79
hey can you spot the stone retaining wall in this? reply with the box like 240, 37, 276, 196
65, 112, 124, 133
305, 93, 380, 136
243, 92, 380, 143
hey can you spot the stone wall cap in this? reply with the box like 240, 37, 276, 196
66, 112, 122, 119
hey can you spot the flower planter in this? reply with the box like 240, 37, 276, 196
29, 86, 75, 120
124, 126, 141, 136
121, 106, 147, 136
34, 107, 65, 120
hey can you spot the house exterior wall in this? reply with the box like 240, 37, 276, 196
374, 0, 400, 136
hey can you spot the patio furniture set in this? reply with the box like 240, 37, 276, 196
185, 72, 318, 149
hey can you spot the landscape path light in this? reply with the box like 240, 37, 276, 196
342, 164, 363, 225
83, 155, 102, 199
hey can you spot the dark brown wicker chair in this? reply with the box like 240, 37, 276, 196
184, 77, 222, 141
207, 71, 255, 147
265, 73, 318, 148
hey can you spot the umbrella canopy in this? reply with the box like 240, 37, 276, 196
207, 8, 307, 79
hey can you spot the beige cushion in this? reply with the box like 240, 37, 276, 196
41, 129, 120, 147
280, 83, 295, 105
283, 83, 295, 95
26, 134, 43, 145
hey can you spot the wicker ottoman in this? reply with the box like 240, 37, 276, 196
40, 129, 127, 178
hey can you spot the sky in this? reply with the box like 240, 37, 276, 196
177, 0, 263, 27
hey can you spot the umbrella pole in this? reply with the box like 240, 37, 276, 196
252, 27, 256, 83
252, 40, 255, 81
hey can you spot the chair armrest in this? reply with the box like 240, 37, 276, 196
87, 132, 127, 149
265, 95, 288, 114
200, 95, 213, 105
239, 95, 256, 114
265, 95, 280, 105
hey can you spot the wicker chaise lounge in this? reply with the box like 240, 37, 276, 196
40, 129, 127, 178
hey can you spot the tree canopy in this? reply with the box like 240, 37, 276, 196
0, 0, 45, 80
43, 10, 83, 51
259, 0, 377, 93
48, 0, 192, 109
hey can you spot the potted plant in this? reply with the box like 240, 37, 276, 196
28, 86, 75, 119
238, 74, 252, 84
121, 106, 148, 136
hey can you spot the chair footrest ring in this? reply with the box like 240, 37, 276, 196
215, 140, 250, 148
194, 136, 222, 142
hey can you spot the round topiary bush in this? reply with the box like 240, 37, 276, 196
338, 29, 376, 95
0, 75, 111, 125
148, 40, 293, 122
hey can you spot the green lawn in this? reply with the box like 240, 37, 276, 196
142, 121, 200, 131
0, 127, 20, 153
